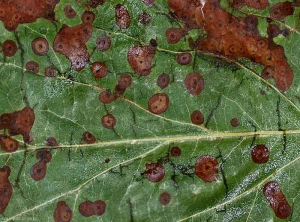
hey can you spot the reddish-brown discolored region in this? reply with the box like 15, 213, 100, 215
270, 1, 295, 21
79, 200, 106, 217
0, 0, 59, 31
232, 0, 269, 9
144, 162, 165, 182
168, 0, 294, 91
0, 165, 12, 214
0, 134, 19, 152
54, 201, 73, 222
53, 22, 93, 71
0, 107, 35, 144
195, 155, 219, 182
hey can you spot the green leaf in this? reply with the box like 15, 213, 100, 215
0, 0, 300, 221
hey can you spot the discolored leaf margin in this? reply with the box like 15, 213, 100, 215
0, 0, 300, 221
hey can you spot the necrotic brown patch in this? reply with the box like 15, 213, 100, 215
45, 66, 56, 78
25, 61, 39, 74
195, 155, 218, 182
101, 114, 116, 129
99, 90, 116, 104
157, 73, 170, 89
54, 201, 73, 222
81, 11, 95, 24
166, 28, 185, 44
32, 37, 49, 56
89, 0, 106, 8
0, 135, 19, 152
2, 40, 18, 57
90, 62, 108, 79
115, 4, 130, 29
79, 200, 106, 217
263, 181, 291, 219
30, 162, 47, 181
148, 93, 169, 115
170, 146, 181, 157
118, 74, 132, 89
270, 2, 294, 21
190, 110, 204, 125
232, 0, 269, 9
184, 73, 204, 96
159, 192, 171, 205
230, 118, 239, 127
145, 163, 165, 182
96, 36, 111, 52
82, 131, 96, 144
37, 149, 52, 163
251, 144, 270, 164
0, 165, 12, 214
64, 5, 76, 19
46, 137, 58, 146
176, 52, 192, 65
138, 12, 152, 25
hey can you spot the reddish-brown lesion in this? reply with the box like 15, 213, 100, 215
168, 0, 294, 91
0, 0, 59, 31
0, 165, 12, 214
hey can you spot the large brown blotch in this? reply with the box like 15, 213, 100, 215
195, 155, 218, 182
0, 165, 12, 214
53, 23, 93, 71
0, 107, 35, 143
54, 201, 73, 222
127, 42, 156, 76
0, 0, 59, 31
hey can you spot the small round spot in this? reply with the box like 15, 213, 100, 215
251, 144, 270, 164
138, 12, 152, 25
46, 137, 58, 146
0, 135, 19, 152
145, 162, 165, 182
157, 73, 170, 89
176, 52, 192, 65
230, 118, 239, 127
2, 40, 18, 57
81, 11, 95, 23
170, 146, 181, 157
91, 62, 108, 79
82, 131, 96, 144
99, 90, 116, 104
101, 114, 116, 129
190, 110, 204, 125
114, 84, 126, 96
89, 0, 105, 8
37, 149, 52, 163
45, 66, 56, 77
159, 192, 171, 205
54, 201, 73, 222
148, 93, 169, 115
166, 28, 183, 44
79, 200, 106, 217
30, 162, 47, 181
31, 37, 49, 56
184, 72, 205, 96
64, 5, 76, 18
25, 61, 39, 74
96, 36, 111, 52
118, 74, 132, 89
195, 155, 218, 182
104, 158, 110, 163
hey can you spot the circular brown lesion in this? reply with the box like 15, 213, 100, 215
2, 40, 18, 57
176, 52, 192, 65
25, 61, 39, 74
81, 11, 95, 23
64, 5, 76, 18
251, 144, 269, 164
145, 162, 165, 182
195, 155, 219, 182
190, 110, 204, 125
101, 114, 116, 129
157, 73, 170, 89
96, 36, 111, 52
148, 93, 169, 115
159, 192, 171, 205
32, 37, 49, 56
99, 90, 116, 104
82, 131, 96, 144
184, 72, 205, 96
90, 62, 108, 79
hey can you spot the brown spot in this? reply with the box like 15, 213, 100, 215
166, 28, 185, 44
145, 163, 165, 182
30, 162, 47, 181
138, 12, 152, 25
99, 90, 116, 104
25, 61, 39, 74
0, 107, 35, 143
251, 144, 270, 164
104, 158, 110, 163
157, 73, 170, 89
101, 114, 116, 129
267, 24, 281, 39
170, 146, 181, 157
159, 192, 171, 205
118, 74, 132, 89
115, 4, 130, 29
190, 110, 204, 125
0, 135, 19, 152
232, 0, 269, 9
0, 165, 12, 214
184, 72, 204, 96
79, 200, 106, 217
46, 137, 58, 146
31, 37, 49, 56
37, 149, 52, 163
45, 66, 56, 78
82, 131, 96, 144
96, 36, 111, 52
148, 93, 169, 115
114, 84, 126, 97
143, 0, 155, 7
0, 1, 58, 31
263, 181, 291, 219
81, 11, 95, 24
89, 0, 106, 8
53, 23, 93, 71
195, 155, 218, 182
230, 118, 239, 127
64, 5, 76, 19
54, 201, 73, 222
270, 2, 294, 21
90, 62, 108, 79
261, 66, 274, 80
2, 40, 18, 57
176, 52, 192, 65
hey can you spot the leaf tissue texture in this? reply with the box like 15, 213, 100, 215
0, 0, 300, 221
